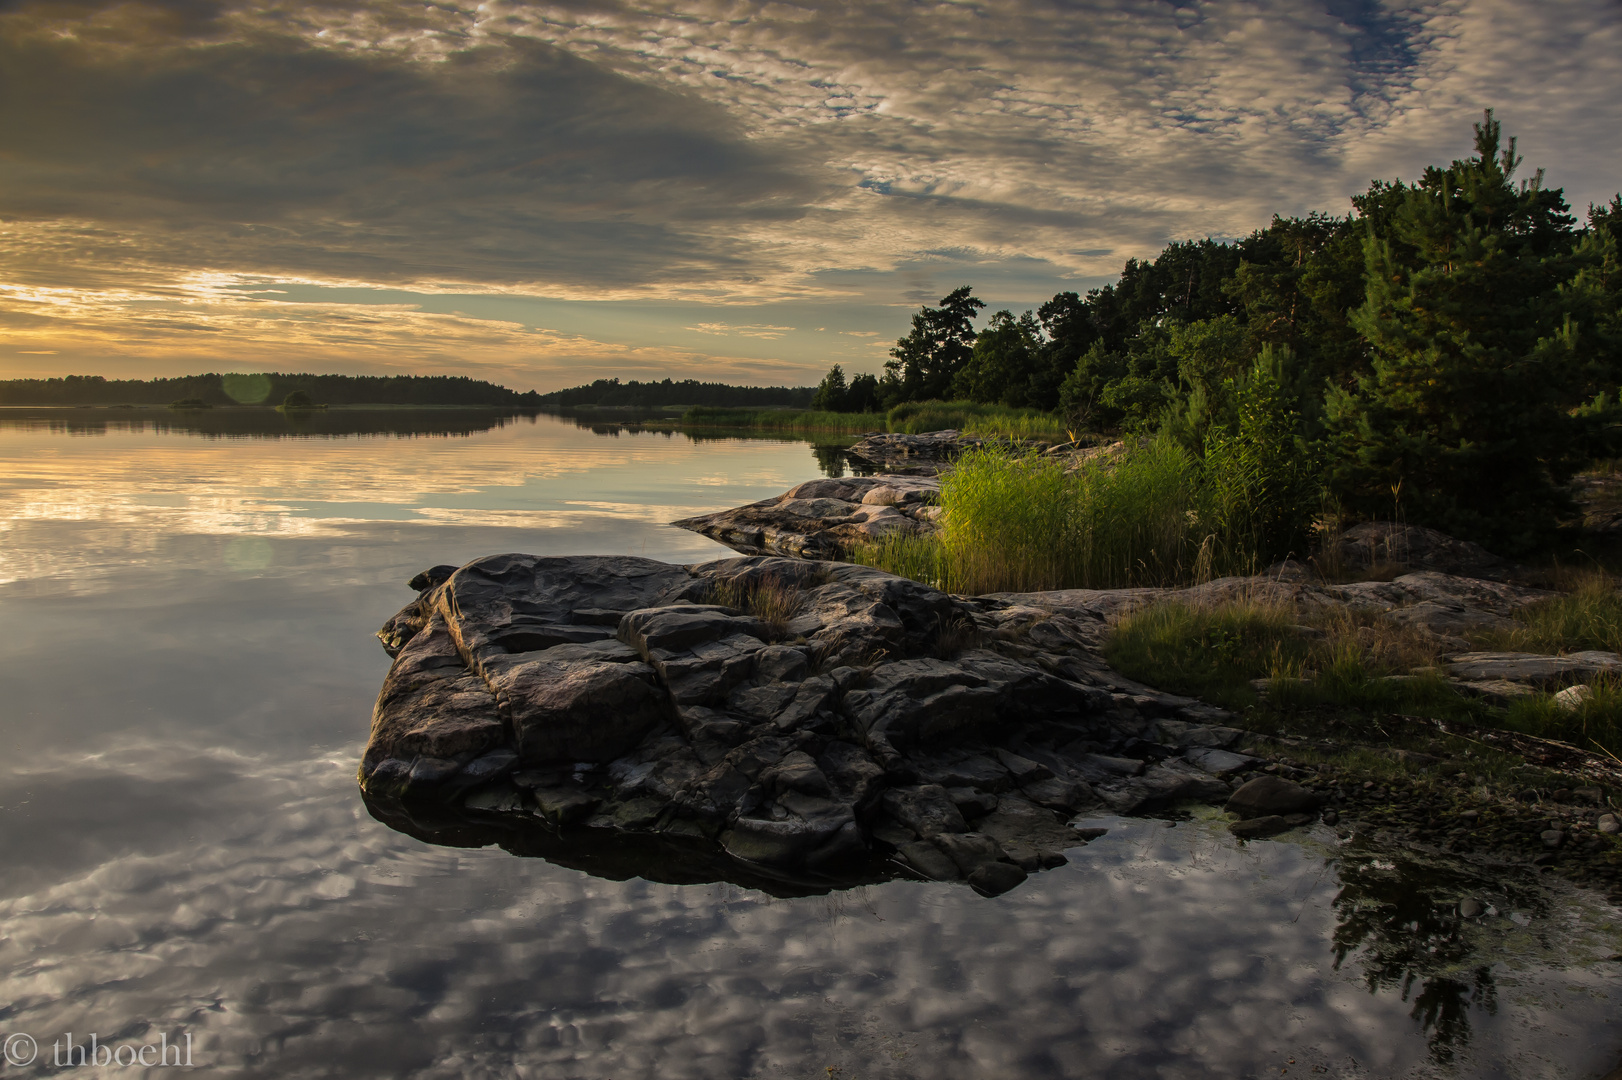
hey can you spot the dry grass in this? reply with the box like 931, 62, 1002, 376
1106, 593, 1455, 712
704, 576, 806, 640
1491, 569, 1622, 654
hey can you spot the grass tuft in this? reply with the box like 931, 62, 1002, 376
1493, 571, 1622, 654
703, 576, 806, 640
1503, 676, 1622, 755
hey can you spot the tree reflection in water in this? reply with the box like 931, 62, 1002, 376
1329, 848, 1550, 1062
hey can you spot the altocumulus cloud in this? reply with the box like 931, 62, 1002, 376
0, 0, 1618, 379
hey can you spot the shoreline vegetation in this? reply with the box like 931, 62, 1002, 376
823, 113, 1622, 771
676, 401, 1071, 439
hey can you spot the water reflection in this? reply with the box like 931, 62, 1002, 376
1328, 848, 1560, 1063
0, 406, 545, 440
1, 415, 1618, 1078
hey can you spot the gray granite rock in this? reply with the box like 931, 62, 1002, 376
360, 553, 1247, 893
1225, 775, 1324, 819
1446, 651, 1622, 687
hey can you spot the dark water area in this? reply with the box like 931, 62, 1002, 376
1, 411, 1618, 1078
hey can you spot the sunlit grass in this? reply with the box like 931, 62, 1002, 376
678, 401, 1071, 440
679, 407, 886, 434
1490, 571, 1622, 654
885, 400, 1070, 439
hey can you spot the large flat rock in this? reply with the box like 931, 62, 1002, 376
361, 554, 1269, 893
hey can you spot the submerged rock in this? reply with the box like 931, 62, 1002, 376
361, 553, 1273, 893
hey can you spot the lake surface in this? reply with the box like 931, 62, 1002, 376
1, 408, 1619, 1078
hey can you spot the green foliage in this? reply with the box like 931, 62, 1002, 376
1197, 349, 1320, 561
1504, 678, 1622, 757
882, 286, 986, 403
922, 440, 1210, 594
1104, 600, 1306, 707
2, 372, 544, 407
884, 400, 1069, 439
811, 364, 848, 412
850, 533, 949, 591
281, 390, 316, 409
948, 309, 1054, 408
1107, 600, 1483, 720
1325, 111, 1593, 552
678, 407, 886, 433
810, 365, 882, 413
869, 113, 1622, 556
1494, 574, 1622, 654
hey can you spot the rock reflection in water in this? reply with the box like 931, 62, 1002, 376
364, 792, 905, 898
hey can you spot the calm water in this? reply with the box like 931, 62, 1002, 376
1, 409, 1618, 1079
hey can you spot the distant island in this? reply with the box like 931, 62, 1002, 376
0, 372, 546, 408
0, 372, 819, 410
538, 377, 814, 409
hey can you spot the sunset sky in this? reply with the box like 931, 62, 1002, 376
2, 0, 1619, 392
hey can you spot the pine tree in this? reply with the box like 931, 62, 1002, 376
1324, 111, 1585, 551
882, 287, 985, 402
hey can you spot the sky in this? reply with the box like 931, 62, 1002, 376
1, 0, 1619, 393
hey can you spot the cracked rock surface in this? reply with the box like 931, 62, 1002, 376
671, 476, 942, 559
361, 553, 1271, 895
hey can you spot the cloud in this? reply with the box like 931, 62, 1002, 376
1, 0, 1618, 376
683, 322, 795, 339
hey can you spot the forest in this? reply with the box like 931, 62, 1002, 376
817, 113, 1622, 554
536, 378, 814, 409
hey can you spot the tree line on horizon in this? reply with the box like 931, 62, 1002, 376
535, 377, 814, 409
0, 372, 544, 407
813, 112, 1622, 552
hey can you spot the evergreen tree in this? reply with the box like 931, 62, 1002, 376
949, 309, 1046, 405
1324, 111, 1586, 550
812, 365, 849, 411
882, 286, 985, 402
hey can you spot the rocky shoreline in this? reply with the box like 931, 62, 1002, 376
359, 432, 1620, 901
360, 555, 1621, 900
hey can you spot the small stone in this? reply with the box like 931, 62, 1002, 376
897, 840, 961, 881
1552, 684, 1592, 712
1459, 898, 1483, 918
1363, 780, 1376, 789
1226, 775, 1323, 819
1573, 786, 1604, 804
1540, 829, 1565, 849
966, 861, 1029, 897
532, 787, 602, 825
1230, 816, 1292, 839
1460, 809, 1479, 823
1552, 788, 1573, 803
1321, 810, 1339, 826
1598, 814, 1620, 835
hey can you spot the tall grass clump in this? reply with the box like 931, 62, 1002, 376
680, 407, 886, 433
886, 400, 1069, 440
938, 446, 1083, 593
1504, 676, 1622, 757
932, 437, 1209, 594
851, 532, 949, 590
1104, 599, 1305, 705
1494, 571, 1622, 654
703, 575, 806, 640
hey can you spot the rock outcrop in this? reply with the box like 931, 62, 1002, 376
672, 476, 942, 559
362, 554, 1278, 895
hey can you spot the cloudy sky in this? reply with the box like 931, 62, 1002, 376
2, 0, 1619, 391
